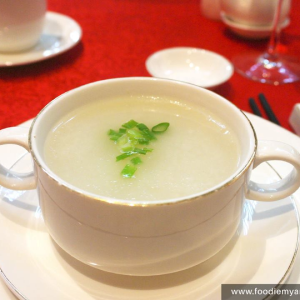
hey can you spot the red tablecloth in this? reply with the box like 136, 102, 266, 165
1, 0, 300, 131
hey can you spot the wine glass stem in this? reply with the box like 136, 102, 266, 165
267, 0, 284, 57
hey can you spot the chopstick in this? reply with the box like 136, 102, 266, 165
248, 93, 281, 126
258, 93, 281, 126
249, 97, 262, 117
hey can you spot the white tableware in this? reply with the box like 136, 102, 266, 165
0, 78, 300, 276
0, 134, 298, 299
220, 0, 291, 27
221, 13, 290, 40
1, 78, 300, 277
145, 47, 233, 89
0, 12, 82, 67
0, 0, 47, 52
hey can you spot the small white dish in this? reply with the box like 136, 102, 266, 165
221, 13, 290, 40
145, 47, 233, 89
0, 120, 299, 300
0, 12, 82, 67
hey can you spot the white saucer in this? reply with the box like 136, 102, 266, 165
0, 12, 82, 67
221, 13, 290, 40
145, 47, 233, 89
0, 121, 299, 300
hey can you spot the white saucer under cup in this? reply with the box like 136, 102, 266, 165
0, 12, 82, 67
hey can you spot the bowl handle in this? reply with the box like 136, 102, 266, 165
0, 127, 36, 190
247, 140, 300, 201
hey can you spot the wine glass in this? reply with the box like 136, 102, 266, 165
233, 0, 300, 85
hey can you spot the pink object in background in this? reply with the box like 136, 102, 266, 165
200, 0, 221, 21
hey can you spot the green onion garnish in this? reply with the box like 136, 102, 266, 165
108, 120, 170, 178
136, 123, 149, 131
152, 122, 170, 133
133, 147, 153, 154
116, 148, 152, 161
121, 164, 137, 178
137, 123, 156, 141
127, 128, 145, 140
116, 152, 134, 161
119, 128, 127, 134
121, 145, 134, 152
108, 129, 123, 141
138, 140, 149, 145
131, 157, 142, 165
122, 119, 139, 129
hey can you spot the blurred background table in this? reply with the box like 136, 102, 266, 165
1, 0, 300, 131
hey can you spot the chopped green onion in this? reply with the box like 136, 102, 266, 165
152, 122, 170, 133
121, 145, 134, 152
136, 123, 149, 131
109, 135, 121, 141
108, 120, 170, 178
119, 128, 127, 134
141, 130, 156, 141
137, 123, 156, 141
127, 128, 145, 140
141, 148, 153, 153
116, 152, 134, 161
131, 157, 142, 165
108, 129, 117, 135
133, 147, 153, 154
121, 164, 137, 178
138, 140, 149, 145
108, 129, 123, 141
122, 120, 138, 129
117, 134, 129, 146
116, 148, 153, 161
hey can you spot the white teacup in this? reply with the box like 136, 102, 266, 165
0, 0, 47, 53
1, 78, 300, 276
220, 0, 291, 27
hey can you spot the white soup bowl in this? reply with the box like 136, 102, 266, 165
0, 78, 300, 276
